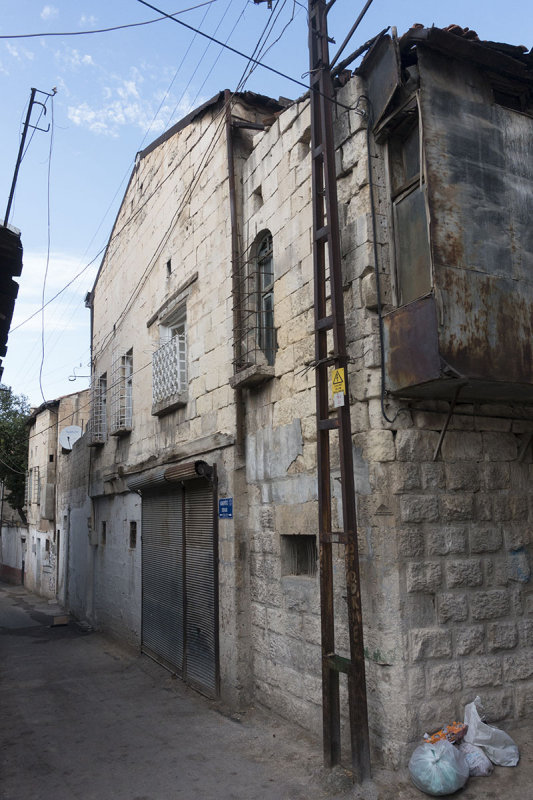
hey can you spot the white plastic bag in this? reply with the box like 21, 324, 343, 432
457, 741, 493, 776
463, 696, 519, 767
408, 739, 470, 796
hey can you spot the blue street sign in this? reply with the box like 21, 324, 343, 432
219, 497, 233, 519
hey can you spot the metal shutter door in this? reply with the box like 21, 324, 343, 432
142, 485, 184, 674
185, 480, 217, 696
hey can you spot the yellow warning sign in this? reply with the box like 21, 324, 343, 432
331, 368, 345, 395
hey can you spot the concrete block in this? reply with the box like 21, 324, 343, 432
455, 626, 485, 656
445, 463, 480, 492
398, 528, 424, 558
428, 663, 462, 695
517, 619, 533, 647
389, 462, 421, 493
441, 432, 483, 461
487, 622, 518, 652
462, 656, 502, 687
439, 494, 475, 522
471, 590, 511, 620
437, 592, 468, 623
407, 562, 442, 594
503, 524, 531, 551
426, 526, 467, 556
469, 524, 503, 553
400, 496, 439, 523
474, 494, 493, 521
396, 430, 440, 461
482, 432, 517, 461
502, 650, 533, 681
361, 430, 395, 462
493, 495, 529, 522
483, 463, 511, 490
408, 665, 426, 700
410, 628, 452, 662
515, 680, 533, 717
446, 559, 483, 588
420, 463, 446, 490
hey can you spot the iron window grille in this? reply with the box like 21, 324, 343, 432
87, 373, 107, 445
111, 349, 133, 434
233, 231, 276, 374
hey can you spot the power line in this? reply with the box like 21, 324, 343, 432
136, 0, 310, 91
0, 3, 218, 40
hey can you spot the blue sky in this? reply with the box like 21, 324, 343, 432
0, 0, 531, 406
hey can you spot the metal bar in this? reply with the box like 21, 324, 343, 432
4, 88, 37, 227
318, 418, 340, 430
329, 0, 375, 70
432, 384, 463, 462
327, 653, 352, 673
331, 29, 388, 77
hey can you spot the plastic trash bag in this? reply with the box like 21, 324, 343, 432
463, 696, 519, 767
457, 741, 493, 777
408, 739, 470, 796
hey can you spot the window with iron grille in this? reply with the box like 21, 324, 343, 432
30, 466, 40, 505
231, 230, 276, 387
88, 373, 107, 445
111, 349, 133, 434
152, 306, 187, 416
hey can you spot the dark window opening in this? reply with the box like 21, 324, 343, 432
45, 539, 50, 552
49, 454, 54, 462
281, 534, 317, 577
389, 115, 432, 306
101, 521, 107, 546
166, 259, 172, 276
129, 521, 137, 549
257, 232, 275, 366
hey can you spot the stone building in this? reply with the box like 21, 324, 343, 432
57, 26, 532, 767
25, 390, 89, 600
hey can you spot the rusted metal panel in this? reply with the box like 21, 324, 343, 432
357, 34, 401, 128
383, 296, 441, 394
384, 45, 533, 403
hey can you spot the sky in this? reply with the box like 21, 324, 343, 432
0, 0, 531, 407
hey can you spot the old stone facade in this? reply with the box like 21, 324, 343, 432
42, 26, 532, 768
25, 391, 89, 600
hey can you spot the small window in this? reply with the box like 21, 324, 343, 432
88, 373, 107, 445
49, 454, 54, 463
45, 539, 50, 553
111, 349, 133, 434
129, 521, 137, 549
101, 521, 107, 546
152, 306, 187, 415
389, 116, 432, 306
166, 259, 172, 276
257, 233, 275, 366
281, 535, 317, 577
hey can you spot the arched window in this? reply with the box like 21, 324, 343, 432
257, 231, 275, 366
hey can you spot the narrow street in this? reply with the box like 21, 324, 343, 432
0, 581, 531, 800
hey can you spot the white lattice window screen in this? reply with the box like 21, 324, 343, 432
25, 470, 30, 506
153, 310, 187, 405
89, 373, 107, 442
111, 349, 133, 431
31, 466, 40, 505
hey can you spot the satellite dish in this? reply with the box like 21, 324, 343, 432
59, 425, 82, 451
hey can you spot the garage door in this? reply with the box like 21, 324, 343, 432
141, 479, 218, 697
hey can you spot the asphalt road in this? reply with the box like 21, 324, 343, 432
0, 581, 531, 800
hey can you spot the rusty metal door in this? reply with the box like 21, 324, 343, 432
141, 479, 218, 697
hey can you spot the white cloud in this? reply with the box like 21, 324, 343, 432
5, 43, 34, 61
54, 47, 95, 69
41, 5, 59, 20
80, 14, 97, 26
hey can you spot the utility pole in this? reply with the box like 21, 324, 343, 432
4, 87, 56, 228
254, 0, 371, 780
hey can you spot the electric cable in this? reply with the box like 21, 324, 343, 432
0, 3, 218, 39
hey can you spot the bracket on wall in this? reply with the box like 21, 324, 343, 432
432, 384, 464, 461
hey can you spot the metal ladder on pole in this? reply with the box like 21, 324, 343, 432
308, 0, 371, 780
